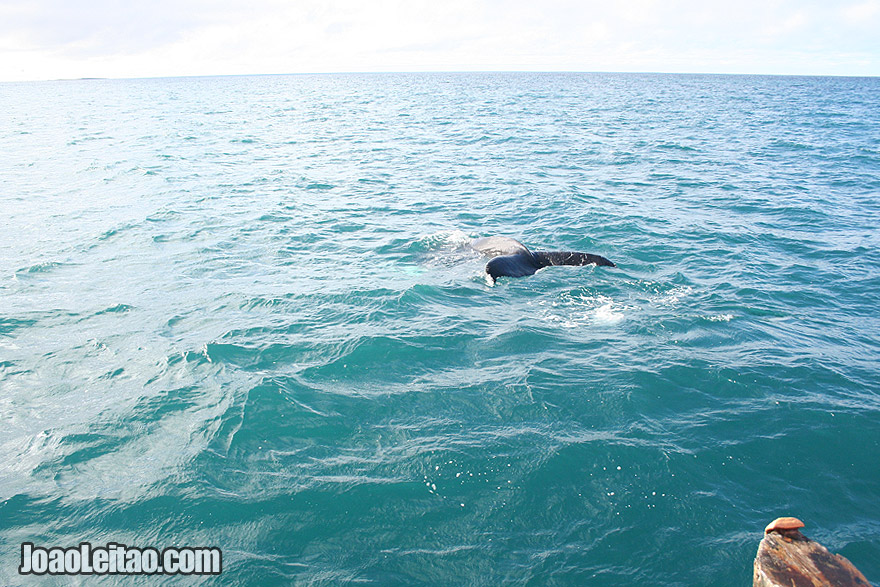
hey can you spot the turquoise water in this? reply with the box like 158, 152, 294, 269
1, 73, 879, 585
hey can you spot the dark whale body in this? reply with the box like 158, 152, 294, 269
470, 236, 615, 282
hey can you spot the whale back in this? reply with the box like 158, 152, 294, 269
470, 236, 533, 258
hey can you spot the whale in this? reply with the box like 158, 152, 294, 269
470, 236, 615, 282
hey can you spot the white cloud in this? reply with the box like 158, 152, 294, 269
0, 0, 878, 81
762, 11, 810, 38
843, 0, 880, 23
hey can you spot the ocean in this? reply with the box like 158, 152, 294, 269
1, 72, 878, 585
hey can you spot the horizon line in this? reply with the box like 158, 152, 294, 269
4, 69, 879, 84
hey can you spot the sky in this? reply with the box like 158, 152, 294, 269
0, 0, 878, 81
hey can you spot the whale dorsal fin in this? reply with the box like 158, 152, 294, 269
485, 254, 540, 281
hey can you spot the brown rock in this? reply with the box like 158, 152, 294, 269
765, 516, 805, 534
754, 525, 871, 587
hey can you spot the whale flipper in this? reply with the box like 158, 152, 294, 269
532, 251, 615, 268
471, 236, 615, 282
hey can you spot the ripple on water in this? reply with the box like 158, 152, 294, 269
2, 73, 880, 586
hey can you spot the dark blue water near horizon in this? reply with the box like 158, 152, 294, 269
1, 72, 879, 585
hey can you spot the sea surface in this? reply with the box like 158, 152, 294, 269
1, 72, 879, 585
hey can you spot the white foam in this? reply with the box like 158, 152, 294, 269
594, 301, 625, 324
704, 313, 734, 322
656, 285, 693, 306
422, 229, 473, 251
536, 293, 626, 327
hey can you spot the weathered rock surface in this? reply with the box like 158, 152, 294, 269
754, 526, 871, 587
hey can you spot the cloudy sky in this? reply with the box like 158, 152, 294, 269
1, 0, 878, 81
